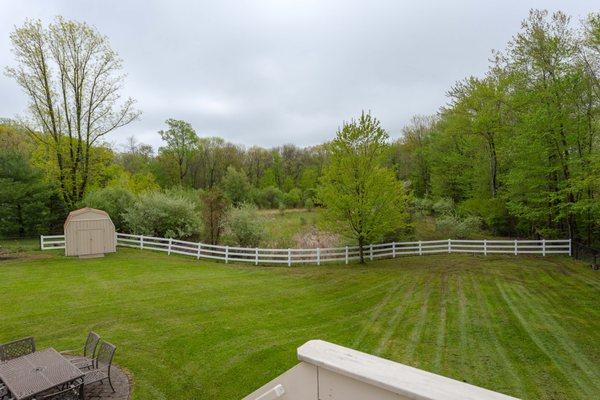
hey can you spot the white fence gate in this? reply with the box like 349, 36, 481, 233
40, 233, 571, 266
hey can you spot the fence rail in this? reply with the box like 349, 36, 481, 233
39, 235, 66, 250
40, 233, 571, 265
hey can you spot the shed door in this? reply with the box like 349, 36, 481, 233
77, 229, 104, 255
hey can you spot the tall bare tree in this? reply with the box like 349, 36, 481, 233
6, 17, 140, 207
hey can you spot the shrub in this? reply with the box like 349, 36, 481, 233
432, 198, 454, 216
458, 198, 512, 235
163, 186, 203, 211
436, 215, 482, 239
123, 192, 201, 238
283, 188, 303, 208
412, 197, 433, 216
255, 186, 284, 209
304, 197, 315, 211
226, 203, 265, 247
82, 187, 135, 232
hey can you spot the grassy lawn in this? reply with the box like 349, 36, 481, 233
0, 247, 598, 399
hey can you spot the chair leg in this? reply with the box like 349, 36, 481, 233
108, 375, 115, 393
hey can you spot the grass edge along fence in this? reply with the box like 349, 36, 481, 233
40, 234, 572, 266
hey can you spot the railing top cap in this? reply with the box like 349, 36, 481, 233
297, 340, 518, 400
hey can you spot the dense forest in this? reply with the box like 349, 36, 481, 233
1, 10, 599, 246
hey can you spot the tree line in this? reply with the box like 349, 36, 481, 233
391, 10, 599, 245
1, 10, 599, 251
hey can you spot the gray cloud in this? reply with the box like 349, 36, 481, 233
0, 0, 595, 150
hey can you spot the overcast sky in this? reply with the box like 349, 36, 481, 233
0, 0, 595, 150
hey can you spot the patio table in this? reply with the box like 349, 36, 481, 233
0, 348, 83, 400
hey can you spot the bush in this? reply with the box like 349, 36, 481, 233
432, 198, 454, 216
82, 187, 135, 232
283, 188, 303, 208
123, 192, 201, 238
458, 198, 512, 235
163, 186, 203, 211
305, 198, 315, 211
436, 215, 482, 239
226, 203, 265, 247
255, 186, 284, 209
412, 197, 433, 216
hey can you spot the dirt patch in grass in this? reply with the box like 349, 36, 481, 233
0, 248, 53, 262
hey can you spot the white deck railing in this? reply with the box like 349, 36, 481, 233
243, 340, 519, 400
40, 233, 571, 265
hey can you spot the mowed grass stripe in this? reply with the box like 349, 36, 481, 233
510, 284, 600, 389
1, 249, 598, 399
496, 281, 597, 398
468, 273, 525, 397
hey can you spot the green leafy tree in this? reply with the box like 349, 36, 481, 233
318, 112, 409, 263
283, 188, 303, 208
220, 166, 251, 206
158, 119, 198, 185
390, 115, 435, 197
0, 150, 61, 237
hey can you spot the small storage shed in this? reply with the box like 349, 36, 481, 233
64, 207, 116, 258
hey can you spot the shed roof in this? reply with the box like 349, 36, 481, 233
64, 207, 112, 227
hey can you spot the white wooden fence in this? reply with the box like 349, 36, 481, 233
39, 235, 66, 250
40, 233, 571, 265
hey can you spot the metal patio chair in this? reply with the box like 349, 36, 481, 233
63, 331, 101, 370
35, 381, 83, 400
0, 337, 35, 362
0, 382, 9, 400
82, 341, 116, 392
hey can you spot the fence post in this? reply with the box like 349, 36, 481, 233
40, 235, 44, 250
345, 246, 349, 265
370, 244, 373, 261
392, 242, 396, 258
197, 242, 201, 259
418, 241, 422, 256
484, 239, 487, 256
140, 235, 144, 250
514, 239, 518, 255
168, 238, 172, 255
225, 246, 229, 264
287, 249, 291, 267
542, 239, 546, 256
568, 239, 572, 256
255, 248, 259, 265
317, 248, 321, 266
448, 239, 451, 253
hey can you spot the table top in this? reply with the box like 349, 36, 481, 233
0, 348, 84, 400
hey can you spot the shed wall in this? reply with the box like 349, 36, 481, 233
65, 211, 116, 256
